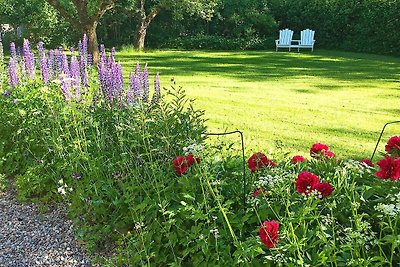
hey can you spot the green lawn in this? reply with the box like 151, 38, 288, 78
116, 49, 400, 159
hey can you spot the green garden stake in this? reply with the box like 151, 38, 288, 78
371, 121, 400, 161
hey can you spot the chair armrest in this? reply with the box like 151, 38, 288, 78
275, 40, 279, 44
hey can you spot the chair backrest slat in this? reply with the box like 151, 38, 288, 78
279, 28, 293, 45
300, 29, 315, 45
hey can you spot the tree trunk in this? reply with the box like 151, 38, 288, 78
85, 22, 100, 65
135, 7, 159, 50
136, 23, 147, 51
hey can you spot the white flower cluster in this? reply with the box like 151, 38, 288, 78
321, 214, 334, 227
342, 216, 376, 250
255, 175, 283, 189
375, 192, 400, 217
183, 143, 204, 156
134, 222, 145, 230
57, 179, 73, 195
210, 228, 219, 238
344, 159, 374, 175
303, 188, 323, 200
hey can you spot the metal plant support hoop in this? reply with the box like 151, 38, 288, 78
203, 130, 247, 208
370, 121, 400, 161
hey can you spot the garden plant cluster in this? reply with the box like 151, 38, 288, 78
0, 38, 399, 266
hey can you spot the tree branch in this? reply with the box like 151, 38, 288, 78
144, 7, 159, 26
45, 0, 81, 28
96, 0, 114, 20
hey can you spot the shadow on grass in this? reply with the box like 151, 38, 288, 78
117, 50, 400, 84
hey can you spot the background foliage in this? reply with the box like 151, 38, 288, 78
2, 0, 399, 55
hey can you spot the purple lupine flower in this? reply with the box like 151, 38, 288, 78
100, 44, 105, 55
48, 50, 55, 80
70, 55, 81, 100
110, 61, 119, 102
151, 72, 161, 105
37, 41, 45, 61
126, 72, 135, 105
135, 62, 140, 76
62, 53, 70, 76
82, 34, 88, 58
80, 55, 88, 87
78, 40, 83, 58
87, 54, 93, 66
23, 39, 35, 79
8, 58, 18, 87
40, 57, 49, 84
61, 77, 71, 101
133, 74, 141, 101
98, 58, 113, 103
9, 42, 17, 60
142, 65, 149, 103
97, 59, 106, 92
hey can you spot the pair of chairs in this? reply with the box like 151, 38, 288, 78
275, 28, 315, 52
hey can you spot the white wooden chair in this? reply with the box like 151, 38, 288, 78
293, 29, 315, 52
275, 28, 294, 51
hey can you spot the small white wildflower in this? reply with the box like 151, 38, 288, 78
210, 228, 219, 238
57, 186, 66, 195
58, 179, 64, 185
210, 179, 221, 186
134, 222, 145, 230
180, 201, 187, 206
69, 187, 73, 192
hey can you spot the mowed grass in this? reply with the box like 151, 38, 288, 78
116, 49, 400, 159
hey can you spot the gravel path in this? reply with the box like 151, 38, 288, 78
0, 185, 98, 267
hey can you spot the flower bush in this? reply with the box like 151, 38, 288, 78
0, 37, 399, 266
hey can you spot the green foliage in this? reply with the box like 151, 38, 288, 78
267, 0, 400, 55
161, 34, 275, 50
0, 0, 77, 47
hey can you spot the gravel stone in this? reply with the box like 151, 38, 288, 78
0, 186, 99, 267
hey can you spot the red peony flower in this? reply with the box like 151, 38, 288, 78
291, 155, 305, 164
360, 159, 374, 167
173, 156, 188, 176
310, 143, 334, 159
259, 220, 279, 248
385, 136, 400, 158
253, 188, 267, 198
315, 182, 334, 198
310, 143, 329, 156
185, 154, 195, 166
325, 150, 335, 158
248, 152, 275, 172
375, 156, 400, 180
296, 171, 319, 195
